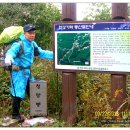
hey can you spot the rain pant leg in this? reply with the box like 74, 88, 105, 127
12, 96, 22, 116
11, 70, 30, 99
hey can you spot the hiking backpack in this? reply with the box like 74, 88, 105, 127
0, 39, 24, 70
0, 26, 24, 70
0, 39, 40, 70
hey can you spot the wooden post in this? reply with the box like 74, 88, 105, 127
62, 72, 76, 125
62, 3, 76, 21
111, 75, 127, 113
62, 3, 77, 125
112, 3, 128, 20
111, 3, 128, 114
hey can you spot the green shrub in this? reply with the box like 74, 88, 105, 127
1, 61, 130, 127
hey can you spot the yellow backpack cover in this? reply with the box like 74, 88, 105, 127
0, 26, 24, 46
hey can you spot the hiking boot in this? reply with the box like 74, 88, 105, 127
12, 115, 24, 123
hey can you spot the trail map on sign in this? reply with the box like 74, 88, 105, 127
58, 33, 90, 66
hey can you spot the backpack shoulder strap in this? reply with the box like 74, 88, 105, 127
33, 42, 40, 56
16, 39, 24, 57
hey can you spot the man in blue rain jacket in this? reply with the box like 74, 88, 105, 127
4, 24, 53, 122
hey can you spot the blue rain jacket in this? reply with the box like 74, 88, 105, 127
6, 34, 53, 99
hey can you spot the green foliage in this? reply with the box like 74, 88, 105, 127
83, 3, 112, 20
76, 73, 112, 126
0, 69, 12, 116
0, 3, 61, 49
1, 60, 130, 127
83, 3, 130, 21
51, 120, 65, 127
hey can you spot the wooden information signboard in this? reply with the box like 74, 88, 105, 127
54, 21, 130, 74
